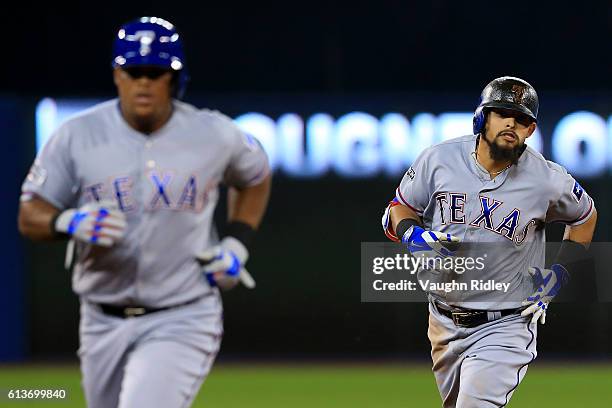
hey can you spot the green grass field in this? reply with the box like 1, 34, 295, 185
0, 363, 610, 407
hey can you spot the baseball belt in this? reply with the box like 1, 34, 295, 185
434, 301, 523, 328
96, 297, 200, 319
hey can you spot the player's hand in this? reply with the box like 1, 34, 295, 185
54, 200, 126, 247
401, 226, 461, 270
196, 237, 256, 290
521, 264, 569, 324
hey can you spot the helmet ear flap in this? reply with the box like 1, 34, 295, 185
170, 71, 179, 98
473, 106, 485, 135
167, 69, 188, 99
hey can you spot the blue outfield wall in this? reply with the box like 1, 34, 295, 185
1, 98, 31, 361
36, 93, 612, 180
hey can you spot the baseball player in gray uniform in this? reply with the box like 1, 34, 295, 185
18, 17, 271, 408
382, 77, 597, 407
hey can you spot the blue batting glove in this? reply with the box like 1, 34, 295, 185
196, 237, 256, 290
401, 226, 461, 271
521, 264, 570, 324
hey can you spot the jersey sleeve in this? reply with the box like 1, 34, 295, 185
381, 198, 403, 242
20, 125, 79, 210
395, 148, 433, 216
223, 123, 270, 188
383, 148, 434, 241
546, 169, 595, 226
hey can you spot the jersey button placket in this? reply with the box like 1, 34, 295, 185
145, 140, 155, 168
138, 140, 156, 302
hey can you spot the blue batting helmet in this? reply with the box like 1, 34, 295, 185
112, 17, 189, 98
473, 76, 538, 135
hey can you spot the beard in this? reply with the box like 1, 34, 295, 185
481, 129, 525, 165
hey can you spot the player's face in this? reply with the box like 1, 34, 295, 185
484, 108, 536, 149
481, 108, 536, 163
113, 66, 174, 129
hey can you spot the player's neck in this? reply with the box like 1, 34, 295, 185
475, 137, 512, 178
120, 103, 173, 135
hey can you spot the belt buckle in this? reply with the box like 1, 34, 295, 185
451, 311, 472, 328
124, 307, 146, 318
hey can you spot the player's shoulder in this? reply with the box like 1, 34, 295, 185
155, 100, 231, 126
58, 99, 117, 129
521, 145, 571, 178
171, 99, 200, 116
176, 102, 240, 133
47, 99, 118, 146
191, 106, 247, 147
422, 134, 476, 159
174, 101, 231, 126
197, 108, 237, 130
435, 134, 477, 148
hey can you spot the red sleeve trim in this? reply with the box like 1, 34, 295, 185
384, 199, 401, 242
395, 187, 424, 214
548, 197, 594, 225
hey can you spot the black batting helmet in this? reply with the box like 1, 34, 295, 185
473, 76, 539, 134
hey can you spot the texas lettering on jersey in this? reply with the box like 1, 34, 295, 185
434, 192, 537, 244
83, 172, 219, 213
20, 100, 270, 306
384, 135, 594, 308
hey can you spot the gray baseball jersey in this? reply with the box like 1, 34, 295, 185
391, 134, 594, 309
386, 134, 594, 407
21, 99, 270, 307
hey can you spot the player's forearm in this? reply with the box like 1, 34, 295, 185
563, 208, 597, 247
227, 174, 272, 229
18, 197, 61, 241
390, 204, 422, 233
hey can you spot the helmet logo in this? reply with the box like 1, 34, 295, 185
124, 30, 157, 56
511, 84, 526, 104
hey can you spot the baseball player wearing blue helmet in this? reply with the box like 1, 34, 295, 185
19, 16, 271, 408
